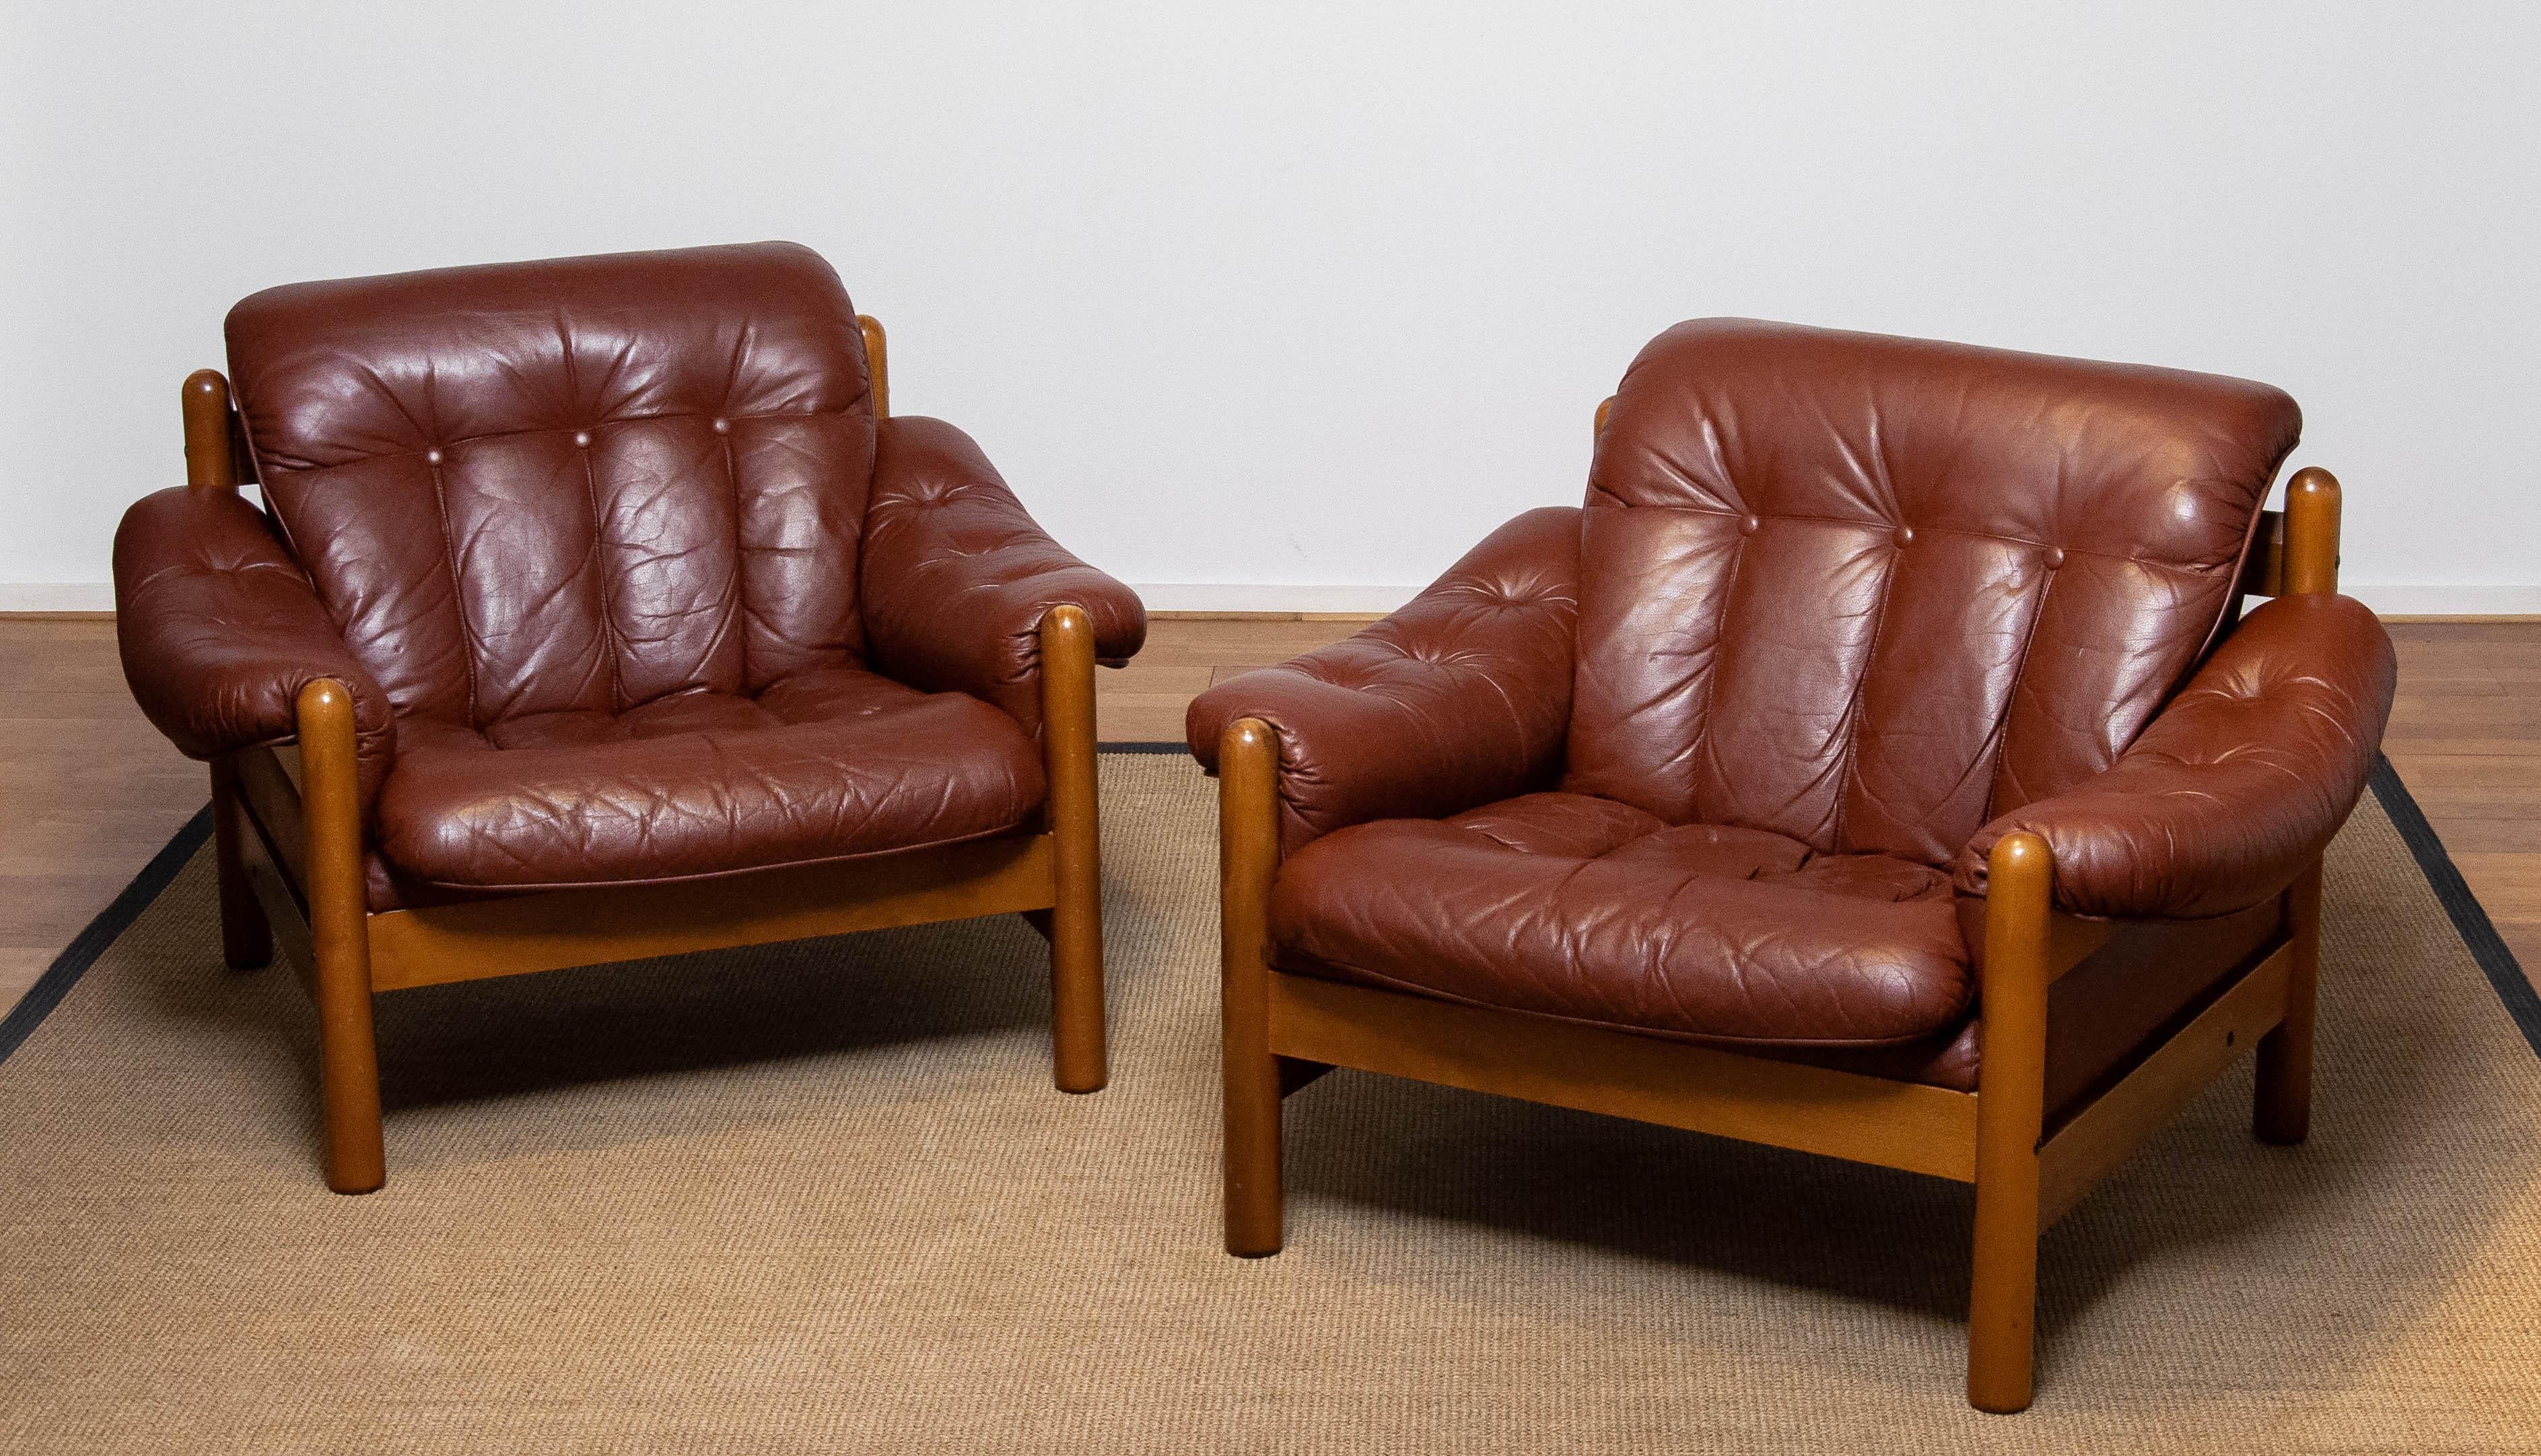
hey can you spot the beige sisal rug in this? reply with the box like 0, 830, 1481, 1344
1, 752, 2537, 1453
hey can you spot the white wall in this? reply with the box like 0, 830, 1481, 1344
5, 1, 2535, 613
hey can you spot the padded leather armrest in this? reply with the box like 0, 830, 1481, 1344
1955, 592, 2397, 920
860, 417, 1147, 736
112, 486, 396, 806
1186, 506, 1581, 856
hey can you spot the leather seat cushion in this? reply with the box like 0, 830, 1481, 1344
371, 666, 1044, 900
1269, 792, 1972, 1047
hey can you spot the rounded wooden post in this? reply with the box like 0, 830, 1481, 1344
2263, 467, 2336, 1146
2254, 860, 2324, 1144
1969, 829, 2052, 1413
1220, 718, 1286, 1257
209, 757, 271, 969
858, 315, 889, 419
297, 679, 384, 1194
182, 370, 239, 488
2283, 466, 2341, 596
1040, 604, 1107, 1094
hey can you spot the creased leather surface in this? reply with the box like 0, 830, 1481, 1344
1272, 792, 1971, 1045
375, 666, 1043, 895
1186, 507, 1580, 856
1216, 318, 2387, 1050
226, 241, 878, 723
112, 486, 396, 805
861, 417, 1146, 737
1955, 592, 2396, 919
116, 242, 1138, 899
1566, 318, 2301, 866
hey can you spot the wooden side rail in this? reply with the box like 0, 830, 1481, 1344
228, 675, 1097, 1190
2035, 940, 2296, 1228
1217, 697, 2313, 1413
224, 615, 1103, 1190
1269, 973, 1982, 1179
186, 323, 1117, 1193
365, 837, 1057, 989
1220, 398, 2351, 1412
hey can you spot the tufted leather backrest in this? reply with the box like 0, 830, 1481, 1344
225, 242, 876, 727
1562, 318, 2300, 868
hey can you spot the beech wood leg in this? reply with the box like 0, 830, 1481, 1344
2252, 467, 2335, 1142
1041, 605, 1107, 1094
1968, 830, 2052, 1413
1220, 718, 1285, 1256
2254, 860, 2323, 1144
210, 757, 272, 970
298, 680, 384, 1194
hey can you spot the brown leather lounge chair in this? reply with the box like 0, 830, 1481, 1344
113, 242, 1144, 1194
1188, 320, 2396, 1412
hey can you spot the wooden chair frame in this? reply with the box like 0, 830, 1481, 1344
1219, 429, 2345, 1413
183, 315, 1111, 1196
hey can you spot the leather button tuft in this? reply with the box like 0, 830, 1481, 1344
1892, 527, 1914, 547
1740, 515, 1761, 536
2045, 546, 2066, 569
711, 417, 731, 436
573, 430, 593, 448
423, 448, 443, 466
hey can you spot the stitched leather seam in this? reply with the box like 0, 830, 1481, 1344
1276, 950, 1965, 1051
716, 323, 759, 689
551, 320, 635, 718
1685, 517, 1749, 819
394, 817, 1041, 897
1815, 407, 1906, 852
1983, 551, 2063, 824
1828, 543, 1905, 852
718, 420, 746, 690
422, 452, 483, 726
574, 441, 625, 714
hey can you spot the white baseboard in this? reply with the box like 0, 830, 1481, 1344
5, 578, 2537, 620
0, 584, 113, 612
2342, 583, 2541, 617
1130, 583, 1418, 615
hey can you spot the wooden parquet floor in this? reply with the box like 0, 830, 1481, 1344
5, 616, 2531, 1011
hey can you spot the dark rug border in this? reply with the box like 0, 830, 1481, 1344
0, 805, 212, 1068
5, 757, 2528, 1070
2368, 755, 2541, 1058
